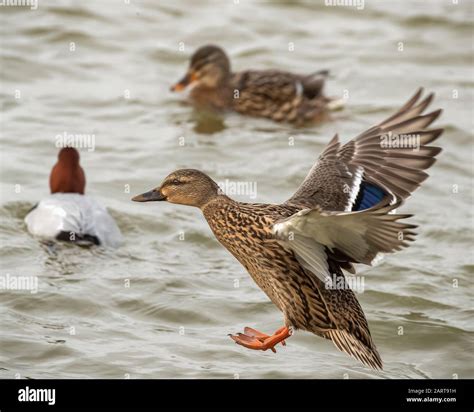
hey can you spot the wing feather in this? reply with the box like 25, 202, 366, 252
273, 199, 416, 266
285, 89, 443, 210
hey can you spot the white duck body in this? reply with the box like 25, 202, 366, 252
25, 193, 123, 248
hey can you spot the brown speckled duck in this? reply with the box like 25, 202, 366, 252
170, 44, 332, 125
133, 89, 443, 369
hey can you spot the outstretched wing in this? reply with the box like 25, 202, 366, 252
273, 199, 416, 270
286, 88, 443, 211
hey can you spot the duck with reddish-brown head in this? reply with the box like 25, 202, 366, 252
25, 147, 122, 247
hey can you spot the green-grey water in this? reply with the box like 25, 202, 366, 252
0, 0, 473, 379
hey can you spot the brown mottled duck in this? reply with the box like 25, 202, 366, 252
133, 89, 443, 369
170, 44, 333, 125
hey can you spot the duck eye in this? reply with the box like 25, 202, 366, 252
171, 179, 182, 185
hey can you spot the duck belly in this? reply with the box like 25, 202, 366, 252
25, 193, 122, 248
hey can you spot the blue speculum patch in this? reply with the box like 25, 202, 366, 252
353, 182, 386, 211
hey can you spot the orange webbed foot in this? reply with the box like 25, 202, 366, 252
229, 326, 292, 353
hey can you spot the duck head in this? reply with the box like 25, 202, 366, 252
170, 45, 231, 91
132, 169, 222, 209
49, 147, 86, 194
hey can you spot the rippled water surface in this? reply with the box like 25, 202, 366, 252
1, 0, 473, 379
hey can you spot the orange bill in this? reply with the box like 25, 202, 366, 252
170, 72, 198, 92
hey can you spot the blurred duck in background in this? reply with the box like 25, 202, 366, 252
25, 147, 122, 248
171, 44, 339, 125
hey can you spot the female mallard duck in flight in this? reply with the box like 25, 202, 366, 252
133, 89, 443, 369
170, 44, 332, 125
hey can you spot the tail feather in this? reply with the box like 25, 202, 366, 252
302, 70, 329, 99
325, 329, 383, 370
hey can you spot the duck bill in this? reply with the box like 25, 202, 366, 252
132, 189, 166, 202
170, 72, 198, 92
